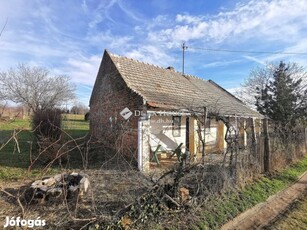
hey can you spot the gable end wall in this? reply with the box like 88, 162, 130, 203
90, 52, 144, 159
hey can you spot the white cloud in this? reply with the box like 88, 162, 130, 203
242, 37, 307, 66
176, 14, 203, 24
1, 0, 307, 104
88, 0, 142, 29
140, 0, 307, 73
203, 59, 242, 68
117, 0, 143, 22
88, 0, 118, 28
124, 45, 175, 67
81, 0, 88, 13
86, 30, 133, 50
0, 0, 28, 20
149, 0, 307, 45
64, 55, 101, 86
242, 55, 266, 65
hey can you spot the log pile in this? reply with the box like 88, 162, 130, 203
24, 172, 90, 204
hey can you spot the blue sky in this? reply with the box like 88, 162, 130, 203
1, 0, 307, 106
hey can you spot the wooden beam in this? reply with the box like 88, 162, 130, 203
202, 107, 208, 160
263, 118, 271, 173
189, 116, 195, 157
217, 120, 225, 152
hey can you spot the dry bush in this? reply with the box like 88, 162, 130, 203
269, 124, 306, 171
1, 110, 306, 229
32, 109, 62, 141
85, 112, 90, 121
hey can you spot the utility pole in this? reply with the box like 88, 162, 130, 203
182, 42, 188, 75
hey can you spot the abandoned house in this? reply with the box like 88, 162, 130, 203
89, 50, 263, 172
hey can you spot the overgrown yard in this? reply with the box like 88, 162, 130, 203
0, 114, 89, 180
0, 115, 150, 229
0, 116, 307, 229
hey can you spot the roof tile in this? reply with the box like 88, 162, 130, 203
108, 51, 262, 118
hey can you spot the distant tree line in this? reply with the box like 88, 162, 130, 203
70, 102, 89, 115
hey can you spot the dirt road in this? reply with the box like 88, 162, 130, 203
221, 171, 307, 230
267, 193, 307, 229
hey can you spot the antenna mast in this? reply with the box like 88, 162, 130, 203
182, 42, 188, 75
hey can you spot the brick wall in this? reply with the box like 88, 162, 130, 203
90, 51, 144, 159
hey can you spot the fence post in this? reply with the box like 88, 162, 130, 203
250, 118, 257, 157
263, 118, 271, 173
201, 107, 208, 163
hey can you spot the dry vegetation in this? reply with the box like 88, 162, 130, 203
0, 114, 306, 229
267, 192, 307, 230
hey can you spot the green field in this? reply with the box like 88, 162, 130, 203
62, 114, 89, 130
0, 114, 89, 181
0, 119, 31, 130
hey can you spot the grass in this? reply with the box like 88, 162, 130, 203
269, 192, 307, 229
0, 114, 89, 181
62, 114, 89, 130
1, 116, 306, 228
0, 119, 31, 130
194, 156, 307, 230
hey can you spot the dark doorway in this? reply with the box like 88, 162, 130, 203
186, 117, 189, 151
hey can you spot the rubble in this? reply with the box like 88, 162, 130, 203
24, 172, 90, 204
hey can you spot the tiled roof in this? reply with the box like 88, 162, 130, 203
107, 50, 262, 118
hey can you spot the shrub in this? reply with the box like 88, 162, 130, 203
85, 112, 90, 121
32, 109, 62, 141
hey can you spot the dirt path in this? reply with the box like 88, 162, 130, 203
221, 171, 307, 230
268, 192, 307, 229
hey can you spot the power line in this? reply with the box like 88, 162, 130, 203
188, 46, 307, 55
0, 17, 8, 38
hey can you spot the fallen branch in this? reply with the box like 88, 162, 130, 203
164, 194, 180, 207
0, 189, 25, 218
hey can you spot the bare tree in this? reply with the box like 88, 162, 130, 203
0, 64, 75, 114
235, 62, 307, 108
0, 18, 8, 106
70, 101, 89, 114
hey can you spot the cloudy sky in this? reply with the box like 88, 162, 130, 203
1, 0, 307, 106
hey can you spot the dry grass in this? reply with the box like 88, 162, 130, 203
1, 115, 306, 229
268, 192, 307, 230
0, 166, 152, 229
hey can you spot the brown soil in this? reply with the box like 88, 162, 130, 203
221, 171, 307, 230
267, 192, 307, 229
0, 169, 153, 229
1, 167, 306, 230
